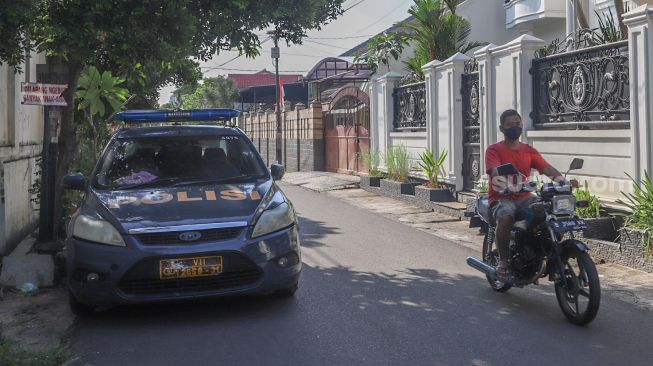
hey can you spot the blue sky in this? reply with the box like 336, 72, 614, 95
158, 0, 414, 104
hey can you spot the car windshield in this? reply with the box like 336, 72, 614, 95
93, 134, 267, 189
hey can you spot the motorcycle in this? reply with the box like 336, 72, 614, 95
465, 158, 600, 325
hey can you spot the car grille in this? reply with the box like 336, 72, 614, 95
119, 252, 262, 296
134, 227, 243, 245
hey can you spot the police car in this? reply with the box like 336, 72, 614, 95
63, 109, 300, 315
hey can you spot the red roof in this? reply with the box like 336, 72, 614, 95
228, 70, 302, 91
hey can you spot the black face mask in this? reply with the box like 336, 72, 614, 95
503, 126, 522, 141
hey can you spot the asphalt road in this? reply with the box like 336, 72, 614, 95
71, 184, 653, 366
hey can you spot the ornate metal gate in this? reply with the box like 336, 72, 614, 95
324, 87, 370, 174
461, 59, 481, 191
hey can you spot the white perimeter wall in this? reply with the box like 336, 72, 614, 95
528, 130, 633, 202
1, 51, 45, 256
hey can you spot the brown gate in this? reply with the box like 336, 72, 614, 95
324, 87, 370, 174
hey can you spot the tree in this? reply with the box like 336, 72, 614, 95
354, 32, 408, 73
403, 0, 486, 79
0, 0, 34, 72
180, 76, 240, 109
76, 66, 130, 157
0, 0, 346, 232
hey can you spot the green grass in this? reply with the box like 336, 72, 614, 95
0, 337, 71, 366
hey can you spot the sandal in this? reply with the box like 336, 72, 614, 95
496, 261, 510, 282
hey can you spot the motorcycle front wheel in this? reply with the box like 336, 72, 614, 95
554, 251, 600, 325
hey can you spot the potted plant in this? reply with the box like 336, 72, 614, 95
575, 181, 620, 241
380, 145, 416, 196
616, 172, 653, 257
359, 150, 384, 189
414, 149, 453, 204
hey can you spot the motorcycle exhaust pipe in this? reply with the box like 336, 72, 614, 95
466, 256, 496, 278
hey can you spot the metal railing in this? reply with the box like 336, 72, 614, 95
532, 40, 629, 127
393, 81, 426, 130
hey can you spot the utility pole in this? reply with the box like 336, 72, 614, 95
36, 63, 67, 244
269, 30, 283, 164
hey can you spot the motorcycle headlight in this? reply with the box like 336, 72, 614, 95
552, 195, 576, 215
252, 193, 296, 238
71, 214, 126, 247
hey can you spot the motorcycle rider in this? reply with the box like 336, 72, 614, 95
485, 109, 575, 281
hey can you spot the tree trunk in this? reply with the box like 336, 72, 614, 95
53, 61, 84, 235
614, 0, 627, 39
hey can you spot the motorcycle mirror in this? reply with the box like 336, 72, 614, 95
569, 158, 584, 171
496, 163, 519, 176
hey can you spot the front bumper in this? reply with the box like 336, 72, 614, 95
66, 225, 301, 306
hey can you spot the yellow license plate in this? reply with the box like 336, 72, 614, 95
159, 256, 223, 280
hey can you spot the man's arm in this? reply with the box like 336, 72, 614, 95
542, 165, 563, 182
532, 148, 578, 187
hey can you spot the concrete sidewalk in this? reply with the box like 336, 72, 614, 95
281, 171, 653, 311
1, 234, 55, 289
281, 171, 360, 192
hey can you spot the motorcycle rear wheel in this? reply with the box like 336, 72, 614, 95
482, 230, 512, 293
554, 251, 600, 326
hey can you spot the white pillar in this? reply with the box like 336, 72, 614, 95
566, 0, 577, 43
0, 162, 6, 256
484, 35, 545, 144
434, 53, 470, 191
474, 43, 497, 180
374, 72, 403, 169
625, 5, 653, 182
422, 59, 441, 156
369, 79, 379, 156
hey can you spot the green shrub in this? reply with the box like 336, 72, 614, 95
0, 337, 71, 366
477, 180, 488, 194
418, 149, 447, 188
574, 180, 601, 219
362, 150, 383, 177
617, 172, 653, 256
385, 145, 411, 182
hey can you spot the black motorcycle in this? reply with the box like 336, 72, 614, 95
466, 158, 600, 325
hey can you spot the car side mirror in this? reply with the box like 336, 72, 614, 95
271, 164, 285, 181
63, 173, 86, 191
496, 163, 519, 176
569, 158, 584, 171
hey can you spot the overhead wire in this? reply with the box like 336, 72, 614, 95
343, 0, 368, 12
200, 66, 308, 73
208, 36, 271, 69
307, 35, 374, 40
354, 0, 411, 34
303, 39, 351, 50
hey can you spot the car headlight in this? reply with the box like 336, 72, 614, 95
72, 214, 126, 247
252, 193, 296, 238
552, 195, 576, 215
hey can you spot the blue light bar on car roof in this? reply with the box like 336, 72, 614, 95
115, 108, 240, 123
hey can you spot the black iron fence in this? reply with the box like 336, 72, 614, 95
532, 40, 629, 126
393, 81, 426, 130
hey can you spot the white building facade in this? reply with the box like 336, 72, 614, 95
370, 0, 653, 206
0, 51, 46, 256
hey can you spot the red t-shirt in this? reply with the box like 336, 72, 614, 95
485, 142, 549, 204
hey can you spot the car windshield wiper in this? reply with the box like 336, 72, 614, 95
115, 177, 193, 190
170, 175, 266, 187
